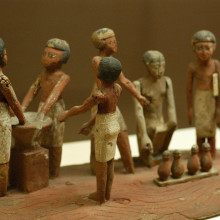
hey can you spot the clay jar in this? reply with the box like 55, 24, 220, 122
158, 150, 171, 181
200, 142, 212, 172
187, 145, 200, 175
171, 150, 184, 178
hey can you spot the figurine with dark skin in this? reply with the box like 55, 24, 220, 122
82, 28, 148, 174
59, 57, 122, 204
187, 30, 220, 158
21, 38, 70, 178
0, 38, 26, 196
133, 50, 177, 166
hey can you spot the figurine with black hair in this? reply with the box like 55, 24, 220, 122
59, 57, 122, 204
187, 30, 220, 158
0, 38, 26, 196
133, 50, 177, 166
21, 38, 70, 178
84, 27, 148, 175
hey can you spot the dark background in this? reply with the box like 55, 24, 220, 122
1, 0, 220, 142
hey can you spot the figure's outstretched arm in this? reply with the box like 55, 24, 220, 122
21, 75, 41, 111
39, 74, 70, 117
119, 72, 149, 106
0, 75, 26, 125
78, 111, 97, 136
58, 90, 105, 122
133, 80, 152, 148
165, 77, 177, 128
186, 65, 194, 125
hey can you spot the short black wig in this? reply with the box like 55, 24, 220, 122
98, 57, 122, 83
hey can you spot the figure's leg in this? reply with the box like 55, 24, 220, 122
90, 135, 96, 175
162, 121, 177, 153
208, 136, 216, 158
197, 137, 205, 157
106, 159, 114, 200
44, 146, 62, 178
89, 161, 107, 204
0, 163, 9, 197
117, 131, 134, 174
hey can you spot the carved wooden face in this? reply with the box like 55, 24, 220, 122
147, 61, 165, 79
194, 42, 215, 62
41, 47, 63, 69
3, 49, 7, 65
104, 36, 117, 54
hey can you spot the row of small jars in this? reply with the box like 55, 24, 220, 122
158, 143, 212, 181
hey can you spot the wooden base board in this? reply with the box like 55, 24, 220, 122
0, 151, 220, 220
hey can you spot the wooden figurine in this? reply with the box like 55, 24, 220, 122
133, 50, 177, 166
157, 150, 171, 181
21, 38, 70, 178
0, 38, 26, 196
200, 142, 212, 172
84, 27, 148, 174
59, 57, 122, 204
187, 144, 200, 175
171, 150, 184, 179
187, 30, 220, 158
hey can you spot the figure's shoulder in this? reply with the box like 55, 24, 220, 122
114, 83, 122, 93
164, 76, 173, 88
133, 78, 143, 87
0, 73, 10, 89
91, 56, 102, 67
213, 59, 220, 67
91, 89, 105, 102
187, 62, 197, 73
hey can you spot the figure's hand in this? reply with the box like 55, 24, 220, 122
36, 111, 45, 121
19, 117, 26, 125
138, 95, 150, 107
78, 122, 93, 136
58, 111, 68, 122
188, 107, 193, 125
140, 139, 153, 156
167, 120, 177, 130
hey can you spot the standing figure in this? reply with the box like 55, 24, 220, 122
187, 30, 220, 158
59, 57, 122, 204
133, 50, 177, 166
21, 38, 70, 178
0, 38, 26, 196
85, 27, 147, 174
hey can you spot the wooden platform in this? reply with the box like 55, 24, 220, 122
1, 151, 220, 220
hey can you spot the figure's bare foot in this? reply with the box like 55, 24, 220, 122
88, 192, 105, 204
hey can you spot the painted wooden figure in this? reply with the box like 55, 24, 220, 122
21, 38, 70, 178
82, 28, 148, 174
59, 57, 122, 204
133, 50, 177, 166
187, 30, 220, 158
0, 38, 26, 196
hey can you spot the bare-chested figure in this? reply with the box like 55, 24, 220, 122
84, 28, 148, 174
0, 38, 26, 196
59, 57, 122, 204
187, 30, 220, 158
21, 38, 70, 178
133, 50, 177, 166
